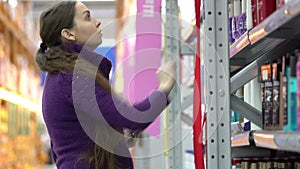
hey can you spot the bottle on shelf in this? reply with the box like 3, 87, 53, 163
284, 52, 298, 131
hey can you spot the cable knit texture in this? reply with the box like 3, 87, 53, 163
42, 43, 169, 169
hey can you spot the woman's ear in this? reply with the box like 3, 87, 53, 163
61, 29, 76, 42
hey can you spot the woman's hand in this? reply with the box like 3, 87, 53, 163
157, 61, 176, 95
124, 128, 140, 148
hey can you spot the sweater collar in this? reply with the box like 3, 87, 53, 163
61, 43, 112, 80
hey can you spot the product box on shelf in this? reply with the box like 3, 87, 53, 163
284, 52, 298, 131
297, 52, 300, 131
232, 157, 300, 169
259, 49, 300, 131
259, 0, 276, 22
232, 0, 242, 40
261, 63, 273, 129
279, 58, 287, 132
252, 0, 259, 27
296, 50, 300, 130
229, 2, 234, 43
276, 0, 285, 9
238, 0, 247, 36
272, 60, 283, 130
281, 55, 288, 127
264, 81, 273, 129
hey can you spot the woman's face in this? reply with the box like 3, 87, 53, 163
71, 2, 102, 49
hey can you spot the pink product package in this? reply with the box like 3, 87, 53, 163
296, 54, 300, 130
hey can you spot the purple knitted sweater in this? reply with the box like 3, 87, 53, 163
42, 44, 169, 169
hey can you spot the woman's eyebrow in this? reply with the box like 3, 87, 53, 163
82, 10, 90, 15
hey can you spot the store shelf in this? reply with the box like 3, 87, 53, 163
201, 0, 300, 167
232, 145, 300, 159
253, 131, 300, 153
230, 0, 300, 68
229, 1, 300, 133
231, 131, 251, 147
231, 131, 300, 158
232, 146, 274, 158
231, 130, 300, 153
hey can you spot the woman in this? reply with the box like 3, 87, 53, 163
35, 1, 176, 169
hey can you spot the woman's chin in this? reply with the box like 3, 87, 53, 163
86, 41, 102, 50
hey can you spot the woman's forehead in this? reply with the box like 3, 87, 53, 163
75, 2, 89, 14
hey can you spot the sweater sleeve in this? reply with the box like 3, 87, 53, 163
61, 73, 169, 131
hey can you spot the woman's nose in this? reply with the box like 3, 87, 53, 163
95, 18, 101, 28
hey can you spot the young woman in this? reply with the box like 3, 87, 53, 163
35, 1, 176, 169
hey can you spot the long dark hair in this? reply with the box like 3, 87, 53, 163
35, 1, 118, 169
